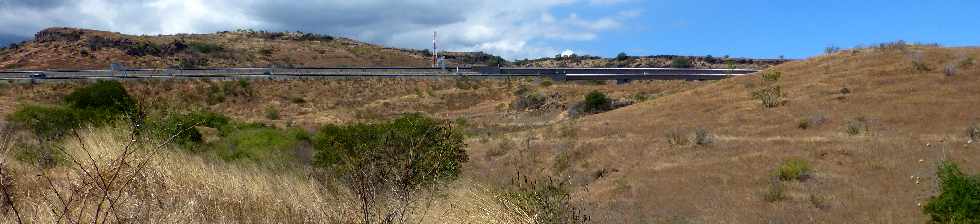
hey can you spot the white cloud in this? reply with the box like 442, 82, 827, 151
0, 0, 641, 59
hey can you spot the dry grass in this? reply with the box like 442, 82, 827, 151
5, 45, 977, 223
0, 127, 533, 224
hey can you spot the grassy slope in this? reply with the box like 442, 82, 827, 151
2, 45, 978, 223
544, 46, 980, 223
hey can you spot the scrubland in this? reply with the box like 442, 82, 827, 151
2, 43, 980, 223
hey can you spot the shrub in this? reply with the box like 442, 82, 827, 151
798, 115, 828, 130
312, 114, 467, 222
960, 56, 976, 68
810, 194, 830, 210
7, 104, 81, 140
629, 93, 651, 102
666, 129, 689, 146
539, 80, 553, 87
64, 80, 137, 117
511, 92, 548, 111
507, 175, 589, 224
289, 96, 306, 104
259, 48, 274, 56
583, 91, 611, 113
760, 70, 782, 83
177, 56, 209, 69
775, 159, 811, 181
693, 128, 713, 146
751, 86, 783, 108
125, 42, 163, 56
615, 52, 628, 61
670, 57, 692, 68
764, 178, 785, 202
968, 124, 979, 142
313, 114, 467, 182
264, 106, 280, 120
213, 126, 299, 162
923, 162, 980, 223
944, 63, 957, 77
8, 81, 139, 140
910, 52, 931, 72
846, 118, 869, 136
148, 111, 230, 146
186, 42, 224, 54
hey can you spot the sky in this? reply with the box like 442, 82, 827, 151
1, 0, 978, 60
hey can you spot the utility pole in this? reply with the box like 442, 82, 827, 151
432, 31, 438, 67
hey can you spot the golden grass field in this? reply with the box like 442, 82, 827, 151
1, 44, 978, 223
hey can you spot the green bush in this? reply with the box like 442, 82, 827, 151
775, 159, 811, 181
615, 52, 629, 61
583, 91, 611, 113
213, 126, 299, 162
313, 114, 467, 186
64, 80, 137, 118
924, 162, 980, 223
312, 114, 467, 221
148, 111, 230, 146
761, 70, 782, 82
670, 57, 692, 68
187, 42, 225, 54
8, 81, 139, 140
7, 104, 81, 140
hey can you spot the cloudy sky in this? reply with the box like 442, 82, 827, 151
1, 0, 979, 59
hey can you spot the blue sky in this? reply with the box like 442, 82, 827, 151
1, 0, 979, 60
549, 0, 980, 59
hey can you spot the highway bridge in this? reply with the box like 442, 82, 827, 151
0, 67, 759, 82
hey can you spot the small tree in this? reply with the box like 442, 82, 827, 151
313, 114, 468, 223
64, 80, 136, 116
924, 162, 980, 223
671, 57, 692, 68
583, 91, 611, 114
615, 52, 628, 61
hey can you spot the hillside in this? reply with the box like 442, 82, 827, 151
1, 43, 978, 223
0, 27, 434, 70
484, 43, 980, 222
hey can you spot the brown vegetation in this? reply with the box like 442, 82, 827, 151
2, 43, 979, 223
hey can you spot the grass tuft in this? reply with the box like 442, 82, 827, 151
775, 159, 811, 181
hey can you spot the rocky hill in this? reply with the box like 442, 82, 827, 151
0, 27, 437, 70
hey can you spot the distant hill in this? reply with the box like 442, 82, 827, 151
0, 27, 440, 70
0, 27, 789, 70
0, 34, 28, 47
514, 54, 790, 69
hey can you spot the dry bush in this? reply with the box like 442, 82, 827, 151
968, 124, 979, 143
752, 86, 784, 108
943, 63, 957, 77
665, 129, 689, 146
